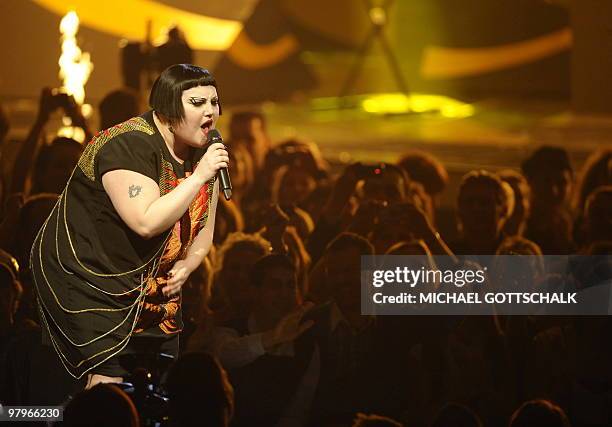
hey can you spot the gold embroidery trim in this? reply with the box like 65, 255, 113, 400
159, 157, 176, 196
77, 117, 155, 181
32, 122, 215, 379
31, 153, 172, 379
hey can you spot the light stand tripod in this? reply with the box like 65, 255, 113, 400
339, 0, 409, 98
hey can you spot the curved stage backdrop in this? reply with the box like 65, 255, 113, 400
1, 0, 570, 103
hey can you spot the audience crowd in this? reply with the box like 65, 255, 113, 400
0, 86, 611, 427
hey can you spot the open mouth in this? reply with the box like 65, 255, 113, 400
200, 119, 213, 137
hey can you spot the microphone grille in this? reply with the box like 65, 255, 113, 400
207, 128, 222, 143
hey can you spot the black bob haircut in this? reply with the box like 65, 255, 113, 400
149, 64, 222, 123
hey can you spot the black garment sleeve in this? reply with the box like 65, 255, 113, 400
96, 133, 159, 183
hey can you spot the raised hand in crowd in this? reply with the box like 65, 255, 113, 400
259, 203, 311, 293
9, 88, 90, 196
347, 199, 387, 237
322, 162, 364, 223
260, 203, 291, 254
261, 301, 314, 350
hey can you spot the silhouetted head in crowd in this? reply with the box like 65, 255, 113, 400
0, 102, 9, 142
229, 111, 270, 169
12, 195, 57, 325
182, 256, 214, 326
457, 170, 512, 252
431, 402, 482, 427
0, 172, 5, 214
167, 25, 186, 42
16, 193, 58, 268
359, 163, 408, 205
496, 235, 543, 256
30, 137, 83, 195
384, 240, 437, 277
499, 169, 531, 236
270, 138, 328, 176
272, 165, 318, 207
286, 204, 315, 241
493, 236, 544, 291
0, 106, 12, 209
370, 201, 433, 254
228, 143, 255, 200
386, 239, 432, 256
370, 211, 412, 254
583, 185, 612, 244
397, 150, 448, 196
99, 88, 140, 130
0, 249, 22, 332
406, 179, 435, 222
324, 233, 374, 316
509, 399, 570, 427
155, 27, 194, 73
575, 148, 612, 212
214, 232, 271, 317
521, 146, 573, 209
250, 254, 298, 324
352, 412, 404, 427
60, 383, 139, 427
213, 198, 244, 245
300, 184, 332, 222
165, 352, 234, 427
251, 203, 314, 243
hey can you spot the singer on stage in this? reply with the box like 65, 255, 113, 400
30, 64, 229, 389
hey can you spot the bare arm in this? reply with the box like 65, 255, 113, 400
101, 142, 228, 239
182, 179, 219, 269
10, 89, 56, 195
161, 179, 219, 296
210, 302, 315, 369
102, 169, 206, 238
209, 327, 267, 369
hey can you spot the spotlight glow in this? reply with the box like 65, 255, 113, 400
361, 93, 474, 118
57, 11, 93, 142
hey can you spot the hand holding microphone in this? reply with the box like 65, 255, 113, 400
206, 129, 232, 200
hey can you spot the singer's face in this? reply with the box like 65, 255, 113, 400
174, 85, 220, 147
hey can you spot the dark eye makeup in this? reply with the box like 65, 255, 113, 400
188, 97, 220, 106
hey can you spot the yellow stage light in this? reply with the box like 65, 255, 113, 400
33, 0, 242, 51
361, 93, 474, 118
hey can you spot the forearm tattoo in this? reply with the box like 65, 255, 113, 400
128, 184, 142, 198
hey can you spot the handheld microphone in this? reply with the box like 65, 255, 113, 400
207, 129, 232, 200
